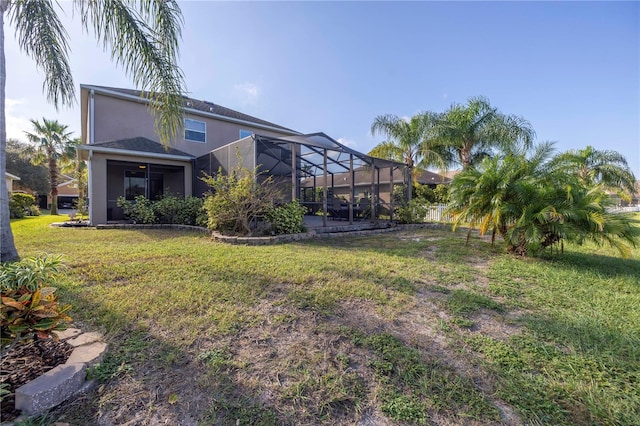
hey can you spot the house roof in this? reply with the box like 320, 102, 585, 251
77, 137, 195, 161
82, 85, 297, 134
5, 172, 20, 181
414, 170, 451, 185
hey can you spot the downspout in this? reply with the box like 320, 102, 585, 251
191, 158, 196, 197
88, 89, 95, 225
90, 89, 95, 145
87, 150, 93, 225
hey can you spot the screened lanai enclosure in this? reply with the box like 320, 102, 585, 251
194, 133, 409, 228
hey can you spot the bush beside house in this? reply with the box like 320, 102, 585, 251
9, 193, 40, 219
116, 195, 207, 227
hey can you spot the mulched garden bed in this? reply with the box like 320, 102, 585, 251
1, 338, 74, 421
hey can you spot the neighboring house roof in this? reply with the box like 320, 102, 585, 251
414, 170, 451, 185
77, 136, 195, 161
5, 172, 20, 181
82, 84, 297, 134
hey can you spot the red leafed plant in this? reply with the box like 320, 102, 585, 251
1, 255, 72, 357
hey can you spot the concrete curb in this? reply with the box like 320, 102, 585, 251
12, 328, 107, 418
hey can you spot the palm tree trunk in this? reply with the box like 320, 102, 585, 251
460, 145, 472, 169
49, 154, 58, 215
0, 2, 20, 262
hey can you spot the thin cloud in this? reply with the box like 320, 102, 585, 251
337, 137, 358, 149
5, 98, 31, 141
233, 82, 260, 105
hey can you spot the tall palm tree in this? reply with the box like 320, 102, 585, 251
24, 118, 74, 215
434, 96, 535, 169
550, 145, 636, 197
1, 0, 186, 262
369, 112, 448, 178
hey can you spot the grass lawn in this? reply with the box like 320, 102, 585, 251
8, 214, 640, 425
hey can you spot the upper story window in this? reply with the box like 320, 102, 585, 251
184, 118, 206, 143
239, 129, 253, 139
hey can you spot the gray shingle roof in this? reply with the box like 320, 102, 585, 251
87, 85, 296, 133
92, 137, 194, 157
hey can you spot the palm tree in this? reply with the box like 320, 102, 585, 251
448, 142, 640, 257
24, 118, 75, 215
1, 0, 186, 262
369, 112, 448, 178
550, 145, 636, 197
434, 96, 535, 169
448, 142, 555, 247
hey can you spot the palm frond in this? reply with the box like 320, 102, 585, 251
9, 0, 74, 107
74, 0, 185, 146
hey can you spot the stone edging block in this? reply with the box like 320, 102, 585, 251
13, 328, 107, 417
211, 223, 445, 245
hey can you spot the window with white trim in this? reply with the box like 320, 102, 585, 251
239, 129, 253, 139
184, 118, 206, 142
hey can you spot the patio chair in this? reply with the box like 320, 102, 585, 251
329, 197, 348, 220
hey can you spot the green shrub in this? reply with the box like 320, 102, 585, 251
117, 195, 157, 224
154, 194, 206, 226
152, 194, 181, 224
180, 196, 208, 227
117, 195, 207, 226
395, 199, 428, 224
414, 184, 435, 202
9, 193, 37, 219
433, 184, 450, 204
28, 204, 41, 216
1, 255, 72, 354
265, 200, 307, 234
202, 164, 282, 236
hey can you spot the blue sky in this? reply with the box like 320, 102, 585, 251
5, 1, 639, 176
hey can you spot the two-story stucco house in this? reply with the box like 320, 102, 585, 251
77, 85, 299, 225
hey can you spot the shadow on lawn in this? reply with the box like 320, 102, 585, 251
538, 250, 640, 283
43, 295, 285, 425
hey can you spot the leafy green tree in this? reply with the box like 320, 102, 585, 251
434, 96, 535, 169
550, 145, 636, 198
369, 112, 448, 178
6, 139, 49, 195
448, 142, 640, 257
24, 118, 75, 215
1, 0, 186, 262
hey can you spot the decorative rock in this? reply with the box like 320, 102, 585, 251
53, 328, 82, 341
65, 342, 107, 367
15, 363, 86, 415
67, 332, 102, 347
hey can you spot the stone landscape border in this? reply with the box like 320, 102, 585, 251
91, 222, 446, 245
12, 329, 107, 419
